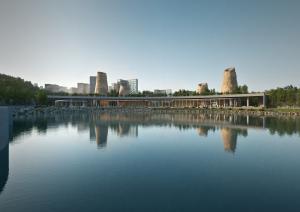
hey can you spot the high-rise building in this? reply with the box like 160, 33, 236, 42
128, 79, 138, 94
154, 89, 172, 96
70, 87, 78, 94
45, 84, 60, 93
89, 76, 96, 94
77, 83, 90, 94
45, 84, 69, 93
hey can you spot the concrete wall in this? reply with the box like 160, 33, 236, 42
0, 107, 11, 152
0, 107, 10, 193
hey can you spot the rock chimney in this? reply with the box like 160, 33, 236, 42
95, 72, 108, 96
221, 67, 238, 94
196, 83, 208, 94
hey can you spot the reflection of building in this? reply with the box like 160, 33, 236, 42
89, 123, 96, 140
116, 124, 138, 137
197, 127, 209, 137
221, 128, 237, 153
95, 125, 108, 148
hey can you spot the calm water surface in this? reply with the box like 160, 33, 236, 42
0, 112, 300, 212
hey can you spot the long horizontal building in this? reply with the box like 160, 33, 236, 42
49, 93, 266, 108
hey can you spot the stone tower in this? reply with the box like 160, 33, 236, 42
196, 83, 208, 94
118, 80, 130, 96
221, 67, 238, 94
95, 72, 108, 96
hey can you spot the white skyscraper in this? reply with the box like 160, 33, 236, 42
128, 79, 138, 94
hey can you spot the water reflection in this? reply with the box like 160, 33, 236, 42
197, 126, 216, 137
221, 128, 248, 153
94, 124, 108, 148
3, 111, 300, 211
11, 112, 300, 151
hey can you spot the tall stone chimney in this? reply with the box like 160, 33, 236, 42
196, 83, 208, 94
95, 72, 108, 96
118, 80, 130, 96
221, 67, 238, 94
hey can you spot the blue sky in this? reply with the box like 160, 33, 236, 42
0, 0, 299, 92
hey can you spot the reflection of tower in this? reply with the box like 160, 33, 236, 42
95, 125, 108, 148
220, 128, 237, 153
197, 127, 209, 137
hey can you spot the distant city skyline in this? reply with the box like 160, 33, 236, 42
0, 0, 300, 92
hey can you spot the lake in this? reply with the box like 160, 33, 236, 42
1, 111, 300, 212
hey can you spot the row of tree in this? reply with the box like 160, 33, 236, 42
266, 85, 300, 107
1, 73, 299, 107
0, 74, 47, 105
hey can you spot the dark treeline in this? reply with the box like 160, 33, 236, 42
266, 85, 300, 107
0, 73, 47, 105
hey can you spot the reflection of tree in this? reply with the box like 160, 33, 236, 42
266, 117, 300, 136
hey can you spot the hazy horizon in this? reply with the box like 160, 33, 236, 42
0, 0, 299, 92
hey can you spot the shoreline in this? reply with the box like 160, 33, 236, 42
8, 106, 300, 118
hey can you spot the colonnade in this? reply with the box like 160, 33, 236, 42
54, 96, 265, 108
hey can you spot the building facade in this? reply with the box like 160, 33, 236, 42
154, 89, 172, 96
77, 83, 90, 94
45, 84, 69, 93
128, 79, 138, 94
89, 76, 96, 94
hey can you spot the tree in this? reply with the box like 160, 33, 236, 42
108, 89, 119, 97
35, 90, 48, 105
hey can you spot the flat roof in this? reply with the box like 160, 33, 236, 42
49, 93, 265, 101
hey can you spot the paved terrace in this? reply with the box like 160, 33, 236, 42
48, 93, 266, 108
